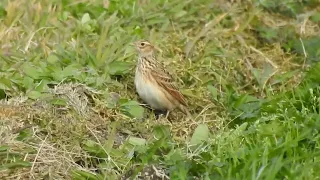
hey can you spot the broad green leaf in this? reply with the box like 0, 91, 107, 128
16, 129, 32, 141
291, 37, 320, 62
47, 54, 59, 64
58, 11, 70, 21
104, 121, 118, 153
165, 149, 184, 162
0, 89, 5, 99
82, 140, 108, 158
128, 136, 146, 146
0, 146, 9, 152
27, 91, 42, 99
207, 84, 218, 100
81, 13, 91, 24
305, 62, 320, 83
251, 64, 276, 90
311, 12, 320, 23
47, 64, 63, 81
257, 121, 284, 136
35, 80, 49, 92
23, 63, 40, 79
126, 105, 144, 119
153, 125, 171, 140
233, 94, 249, 108
271, 70, 299, 85
23, 76, 34, 90
190, 124, 209, 146
51, 70, 64, 81
256, 26, 278, 42
174, 10, 187, 18
0, 160, 32, 170
71, 170, 103, 180
61, 64, 81, 78
108, 61, 133, 75
120, 100, 144, 119
233, 122, 249, 136
49, 98, 68, 106
0, 77, 12, 90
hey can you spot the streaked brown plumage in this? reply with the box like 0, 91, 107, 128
133, 40, 190, 117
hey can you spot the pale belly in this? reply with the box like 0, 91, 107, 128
134, 69, 174, 111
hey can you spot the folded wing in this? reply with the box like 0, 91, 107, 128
151, 67, 187, 106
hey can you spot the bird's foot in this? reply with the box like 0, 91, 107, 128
154, 109, 167, 119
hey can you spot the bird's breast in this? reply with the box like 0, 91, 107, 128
134, 68, 175, 111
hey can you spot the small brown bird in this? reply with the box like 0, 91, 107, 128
133, 40, 191, 118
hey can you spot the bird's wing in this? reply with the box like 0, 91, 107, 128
151, 66, 188, 106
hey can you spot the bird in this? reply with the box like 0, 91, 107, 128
133, 40, 191, 118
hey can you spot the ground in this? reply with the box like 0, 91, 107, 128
1, 0, 320, 179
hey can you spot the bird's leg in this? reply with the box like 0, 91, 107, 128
165, 111, 170, 119
165, 111, 173, 123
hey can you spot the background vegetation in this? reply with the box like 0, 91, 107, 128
0, 0, 320, 179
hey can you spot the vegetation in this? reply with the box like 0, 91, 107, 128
0, 0, 320, 179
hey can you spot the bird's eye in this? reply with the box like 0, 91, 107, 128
140, 42, 145, 46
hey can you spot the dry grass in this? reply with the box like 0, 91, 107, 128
1, 0, 320, 179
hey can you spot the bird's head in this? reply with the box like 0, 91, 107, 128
133, 40, 155, 57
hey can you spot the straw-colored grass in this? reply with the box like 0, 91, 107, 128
1, 0, 320, 179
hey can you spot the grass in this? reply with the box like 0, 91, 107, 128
0, 0, 320, 179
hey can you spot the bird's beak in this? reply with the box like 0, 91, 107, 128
129, 42, 135, 46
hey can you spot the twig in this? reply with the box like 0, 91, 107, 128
299, 38, 307, 69
25, 27, 55, 52
29, 134, 48, 177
